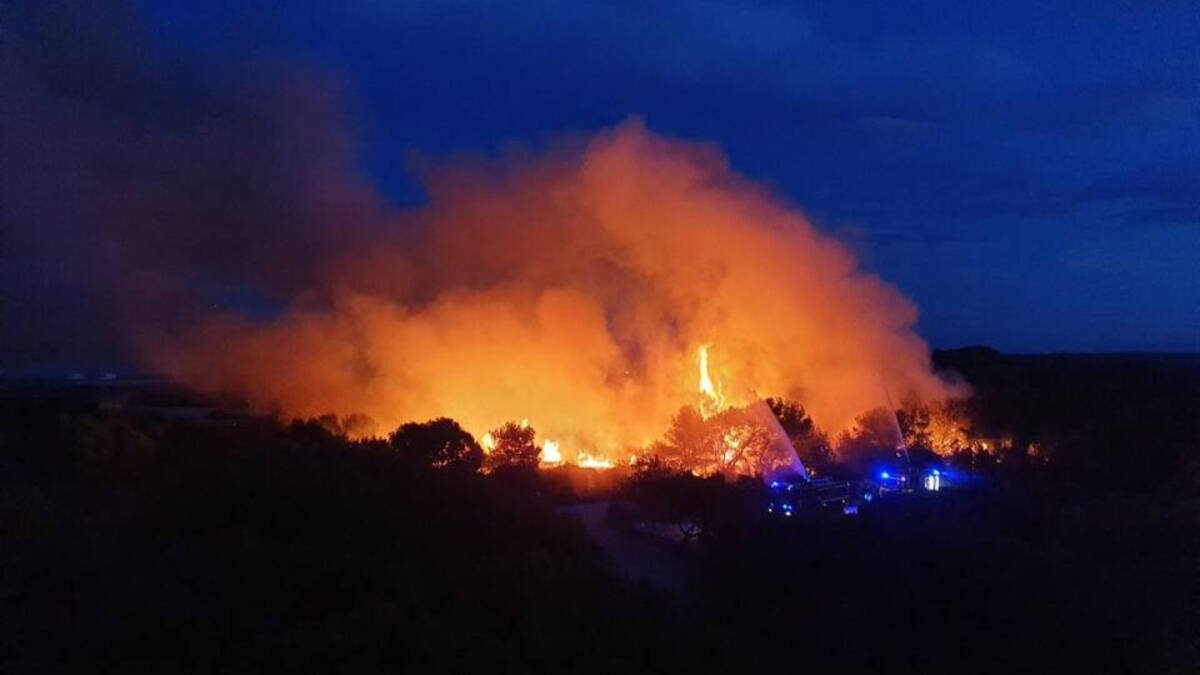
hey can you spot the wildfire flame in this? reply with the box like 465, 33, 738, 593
576, 452, 615, 469
151, 122, 966, 469
697, 345, 727, 419
540, 439, 563, 465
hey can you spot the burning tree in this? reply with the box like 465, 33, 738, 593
641, 345, 807, 477
481, 420, 540, 471
897, 399, 1015, 465
653, 403, 798, 478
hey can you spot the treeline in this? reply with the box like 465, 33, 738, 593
0, 410, 750, 673
3, 351, 1199, 673
933, 348, 1200, 492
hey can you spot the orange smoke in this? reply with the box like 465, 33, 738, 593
148, 120, 964, 463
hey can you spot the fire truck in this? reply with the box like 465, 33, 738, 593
766, 451, 948, 517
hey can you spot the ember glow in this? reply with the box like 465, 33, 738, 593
150, 121, 964, 470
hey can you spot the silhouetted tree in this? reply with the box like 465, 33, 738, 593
836, 407, 908, 473
839, 407, 904, 451
315, 413, 377, 438
389, 417, 483, 470
623, 459, 758, 543
766, 398, 835, 472
483, 421, 539, 471
766, 398, 813, 438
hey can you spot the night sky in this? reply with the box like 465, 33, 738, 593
3, 1, 1198, 372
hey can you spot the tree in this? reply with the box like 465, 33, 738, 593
661, 405, 720, 471
482, 421, 540, 472
838, 407, 903, 451
766, 398, 834, 472
836, 407, 908, 473
658, 403, 799, 477
388, 418, 483, 470
766, 398, 814, 438
895, 404, 932, 450
623, 459, 755, 543
314, 413, 378, 438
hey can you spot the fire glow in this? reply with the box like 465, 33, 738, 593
150, 121, 964, 471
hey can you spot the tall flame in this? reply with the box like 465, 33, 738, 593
697, 345, 726, 419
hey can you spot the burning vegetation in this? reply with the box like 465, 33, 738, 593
149, 121, 967, 472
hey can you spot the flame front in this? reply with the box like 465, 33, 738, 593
576, 452, 615, 469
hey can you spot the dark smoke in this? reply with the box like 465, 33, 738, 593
1, 1, 381, 371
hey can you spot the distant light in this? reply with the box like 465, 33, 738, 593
880, 471, 890, 480
932, 469, 941, 476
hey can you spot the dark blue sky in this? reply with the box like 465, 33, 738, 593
6, 1, 1198, 360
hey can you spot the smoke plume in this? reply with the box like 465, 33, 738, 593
148, 121, 963, 457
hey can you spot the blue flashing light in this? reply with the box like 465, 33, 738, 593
923, 472, 942, 492
932, 469, 941, 476
770, 481, 781, 489
880, 471, 890, 480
